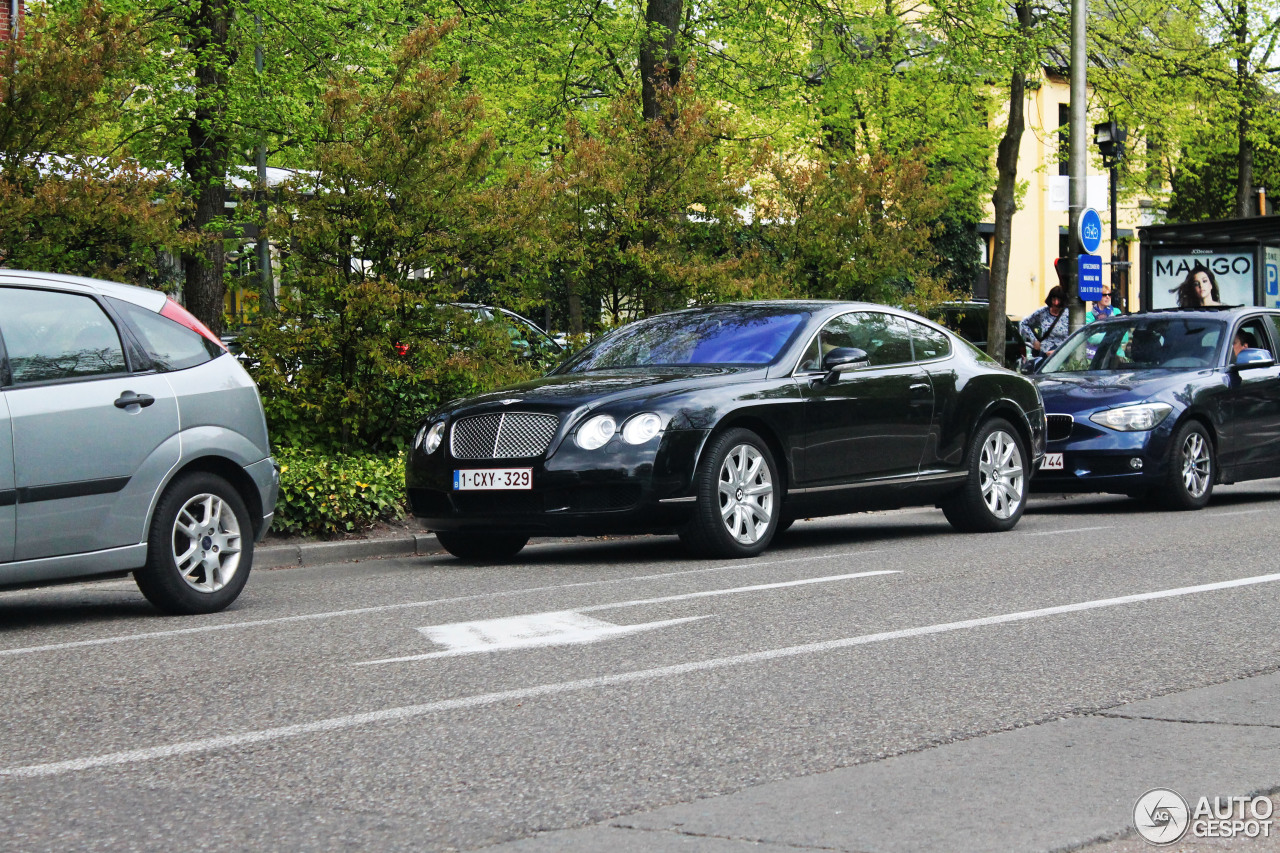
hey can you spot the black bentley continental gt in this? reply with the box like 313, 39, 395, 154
406, 301, 1047, 560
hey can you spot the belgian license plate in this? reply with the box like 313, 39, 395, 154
1042, 452, 1064, 471
454, 468, 533, 490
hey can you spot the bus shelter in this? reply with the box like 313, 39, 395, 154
1138, 217, 1280, 310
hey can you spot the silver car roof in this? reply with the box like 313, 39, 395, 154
0, 269, 168, 311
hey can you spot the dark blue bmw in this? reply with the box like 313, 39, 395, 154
1031, 306, 1280, 508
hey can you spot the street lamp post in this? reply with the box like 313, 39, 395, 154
1094, 120, 1127, 310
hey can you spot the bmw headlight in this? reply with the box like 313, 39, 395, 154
1090, 403, 1173, 432
621, 413, 663, 445
575, 414, 617, 450
417, 421, 447, 453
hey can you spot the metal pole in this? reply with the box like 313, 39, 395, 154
255, 15, 274, 315
1067, 0, 1088, 333
1109, 163, 1119, 309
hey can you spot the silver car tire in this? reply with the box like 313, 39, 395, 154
681, 428, 779, 558
941, 417, 1028, 533
135, 472, 254, 615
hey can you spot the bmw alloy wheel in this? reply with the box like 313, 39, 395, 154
718, 443, 775, 545
979, 428, 1025, 520
1180, 430, 1211, 498
172, 492, 243, 593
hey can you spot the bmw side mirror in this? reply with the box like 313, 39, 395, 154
821, 347, 870, 382
1231, 348, 1276, 371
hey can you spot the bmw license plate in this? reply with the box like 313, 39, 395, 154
1042, 452, 1064, 471
454, 468, 533, 490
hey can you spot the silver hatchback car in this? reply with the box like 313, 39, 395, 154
0, 271, 278, 614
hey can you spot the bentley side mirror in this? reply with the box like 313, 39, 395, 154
821, 347, 870, 383
1231, 348, 1276, 371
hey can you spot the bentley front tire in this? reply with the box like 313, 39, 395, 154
435, 530, 530, 561
681, 428, 779, 558
941, 418, 1028, 533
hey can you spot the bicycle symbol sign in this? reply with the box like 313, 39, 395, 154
1078, 208, 1103, 254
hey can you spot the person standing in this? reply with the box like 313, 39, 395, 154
1086, 287, 1121, 323
1019, 285, 1070, 361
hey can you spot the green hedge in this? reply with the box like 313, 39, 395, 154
273, 448, 406, 537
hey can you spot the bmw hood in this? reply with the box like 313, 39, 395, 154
1032, 370, 1198, 415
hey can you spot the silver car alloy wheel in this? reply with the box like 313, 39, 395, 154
978, 429, 1025, 520
171, 492, 243, 593
1180, 431, 1211, 498
718, 443, 775, 545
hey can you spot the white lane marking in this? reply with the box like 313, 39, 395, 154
577, 570, 899, 613
1211, 509, 1270, 517
411, 612, 709, 659
357, 570, 900, 666
1024, 526, 1113, 536
0, 550, 884, 658
5, 570, 1280, 780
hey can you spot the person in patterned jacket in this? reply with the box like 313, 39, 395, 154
1019, 285, 1070, 360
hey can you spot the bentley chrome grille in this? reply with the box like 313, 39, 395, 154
450, 412, 559, 460
1046, 414, 1074, 443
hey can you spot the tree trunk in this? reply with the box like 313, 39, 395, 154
640, 0, 682, 123
987, 0, 1033, 367
1233, 3, 1253, 218
180, 0, 234, 336
988, 74, 1026, 366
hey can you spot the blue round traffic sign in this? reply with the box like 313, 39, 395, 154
1078, 208, 1103, 255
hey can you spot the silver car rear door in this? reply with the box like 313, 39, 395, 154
0, 391, 13, 564
0, 286, 180, 561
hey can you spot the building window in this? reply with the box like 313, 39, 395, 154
1058, 104, 1070, 177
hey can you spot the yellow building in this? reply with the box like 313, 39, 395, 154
982, 70, 1153, 319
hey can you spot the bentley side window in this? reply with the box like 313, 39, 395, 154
906, 319, 951, 361
848, 312, 914, 366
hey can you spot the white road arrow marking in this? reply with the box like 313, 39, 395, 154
378, 611, 708, 661
357, 570, 900, 666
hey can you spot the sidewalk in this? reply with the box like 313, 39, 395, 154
256, 531, 440, 569
255, 518, 441, 570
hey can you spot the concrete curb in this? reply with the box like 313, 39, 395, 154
256, 533, 440, 569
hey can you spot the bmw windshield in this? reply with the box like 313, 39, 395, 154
558, 307, 810, 373
1040, 316, 1227, 373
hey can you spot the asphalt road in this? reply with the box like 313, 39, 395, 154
2, 486, 1280, 852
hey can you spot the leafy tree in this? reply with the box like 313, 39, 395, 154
90, 0, 424, 333
246, 21, 543, 452
752, 149, 949, 304
1091, 0, 1280, 218
544, 79, 769, 331
0, 1, 187, 282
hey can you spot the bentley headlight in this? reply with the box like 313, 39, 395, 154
1090, 403, 1173, 432
420, 421, 447, 453
575, 414, 617, 450
621, 413, 663, 445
